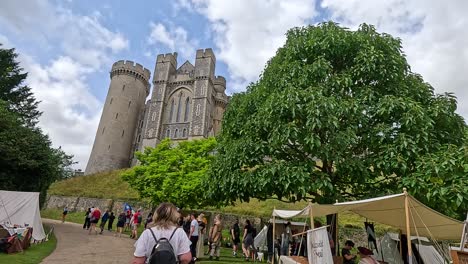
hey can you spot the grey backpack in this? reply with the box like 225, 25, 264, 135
148, 228, 178, 264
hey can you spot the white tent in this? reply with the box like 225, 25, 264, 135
0, 190, 46, 241
272, 192, 464, 240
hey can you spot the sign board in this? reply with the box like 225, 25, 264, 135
307, 226, 333, 264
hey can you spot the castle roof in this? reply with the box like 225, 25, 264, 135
177, 60, 194, 75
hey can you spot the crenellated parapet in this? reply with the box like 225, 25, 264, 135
196, 48, 216, 63
111, 60, 151, 94
213, 75, 226, 93
156, 52, 178, 67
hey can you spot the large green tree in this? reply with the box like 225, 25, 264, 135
0, 45, 74, 205
123, 138, 216, 209
206, 23, 466, 216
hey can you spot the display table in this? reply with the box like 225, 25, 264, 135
279, 256, 308, 264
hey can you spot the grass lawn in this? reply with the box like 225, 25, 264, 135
0, 225, 57, 264
198, 246, 255, 264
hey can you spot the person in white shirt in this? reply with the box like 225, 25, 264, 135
132, 203, 192, 264
189, 213, 199, 263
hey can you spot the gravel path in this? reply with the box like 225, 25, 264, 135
41, 219, 135, 264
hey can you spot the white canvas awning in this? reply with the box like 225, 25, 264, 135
272, 192, 464, 240
0, 190, 46, 241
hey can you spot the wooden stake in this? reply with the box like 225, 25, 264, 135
460, 212, 468, 252
309, 202, 315, 229
272, 207, 276, 264
404, 188, 413, 264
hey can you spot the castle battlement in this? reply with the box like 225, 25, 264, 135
111, 60, 151, 82
156, 52, 178, 66
213, 75, 226, 93
196, 48, 216, 63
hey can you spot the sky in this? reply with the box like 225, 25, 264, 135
0, 0, 467, 170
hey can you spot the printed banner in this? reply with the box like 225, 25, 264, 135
307, 226, 333, 264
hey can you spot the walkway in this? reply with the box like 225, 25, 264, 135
41, 219, 135, 264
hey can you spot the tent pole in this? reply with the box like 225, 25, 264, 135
309, 202, 315, 229
460, 212, 468, 252
273, 207, 276, 264
404, 188, 413, 264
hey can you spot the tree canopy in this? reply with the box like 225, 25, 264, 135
123, 138, 216, 209
0, 45, 74, 205
206, 23, 466, 216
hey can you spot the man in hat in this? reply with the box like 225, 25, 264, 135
357, 247, 379, 264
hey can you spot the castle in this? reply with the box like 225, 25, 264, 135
85, 49, 228, 175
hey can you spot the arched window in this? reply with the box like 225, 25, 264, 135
110, 98, 113, 104
182, 128, 187, 137
166, 129, 170, 138
121, 130, 125, 137
184, 97, 190, 122
174, 129, 178, 138
176, 92, 183, 122
169, 99, 175, 122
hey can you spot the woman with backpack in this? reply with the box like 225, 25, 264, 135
133, 202, 192, 264
115, 211, 126, 237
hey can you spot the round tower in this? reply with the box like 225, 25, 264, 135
212, 76, 228, 135
85, 60, 150, 175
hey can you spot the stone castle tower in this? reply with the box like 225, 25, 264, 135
85, 49, 228, 175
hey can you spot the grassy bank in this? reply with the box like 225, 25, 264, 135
0, 225, 56, 264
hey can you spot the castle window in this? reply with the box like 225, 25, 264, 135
169, 99, 175, 122
174, 129, 178, 138
121, 130, 125, 137
140, 121, 144, 128
102, 127, 106, 135
128, 101, 132, 108
137, 135, 141, 143
151, 112, 156, 121
115, 113, 118, 119
176, 92, 183, 122
166, 129, 170, 138
184, 97, 190, 122
108, 145, 111, 150
122, 85, 126, 91
182, 128, 187, 137
110, 98, 113, 104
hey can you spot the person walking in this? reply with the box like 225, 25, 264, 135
188, 213, 199, 263
99, 209, 109, 234
131, 209, 142, 239
83, 208, 91, 230
208, 214, 223, 261
62, 206, 69, 223
132, 202, 192, 264
88, 207, 101, 235
231, 219, 241, 257
115, 211, 126, 237
144, 212, 153, 229
108, 212, 115, 231
242, 219, 254, 261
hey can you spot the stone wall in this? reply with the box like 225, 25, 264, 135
44, 195, 152, 216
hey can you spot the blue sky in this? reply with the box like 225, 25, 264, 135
1, 0, 467, 169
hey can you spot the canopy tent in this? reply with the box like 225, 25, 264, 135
0, 190, 46, 241
272, 192, 464, 240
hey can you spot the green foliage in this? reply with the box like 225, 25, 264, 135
0, 225, 56, 263
0, 45, 74, 205
403, 134, 468, 219
48, 169, 139, 200
123, 138, 217, 209
207, 22, 466, 209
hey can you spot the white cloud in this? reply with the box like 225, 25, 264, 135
0, 1, 130, 168
321, 0, 468, 120
187, 0, 317, 92
147, 22, 198, 61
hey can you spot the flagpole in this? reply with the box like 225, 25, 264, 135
404, 188, 413, 264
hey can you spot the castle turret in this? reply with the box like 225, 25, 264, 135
85, 60, 150, 175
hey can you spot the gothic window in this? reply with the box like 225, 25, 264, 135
184, 97, 190, 122
169, 99, 175, 122
151, 112, 156, 121
122, 85, 126, 91
174, 129, 178, 138
176, 92, 183, 122
121, 130, 125, 137
166, 129, 170, 138
137, 135, 141, 142
108, 145, 111, 150
182, 128, 187, 137
115, 113, 118, 119
140, 121, 144, 128
110, 98, 113, 104
128, 101, 132, 108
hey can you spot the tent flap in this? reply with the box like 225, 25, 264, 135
0, 190, 46, 241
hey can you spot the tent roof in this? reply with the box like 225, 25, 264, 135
272, 192, 464, 240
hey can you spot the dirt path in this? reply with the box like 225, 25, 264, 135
41, 219, 135, 264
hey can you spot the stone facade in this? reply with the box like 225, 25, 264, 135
85, 49, 228, 174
